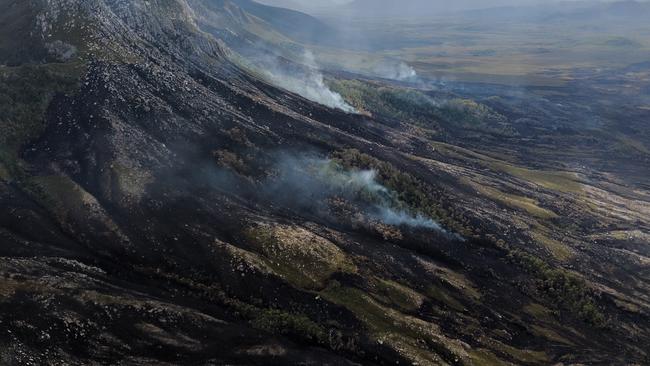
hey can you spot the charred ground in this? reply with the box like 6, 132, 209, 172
0, 0, 649, 365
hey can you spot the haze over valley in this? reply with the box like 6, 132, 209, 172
0, 0, 648, 365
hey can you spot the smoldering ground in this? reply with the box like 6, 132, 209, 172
196, 150, 459, 238
235, 47, 356, 113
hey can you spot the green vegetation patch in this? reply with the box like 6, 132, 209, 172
332, 149, 474, 236
510, 250, 606, 327
615, 134, 650, 155
329, 80, 515, 136
329, 79, 441, 128
109, 162, 154, 200
249, 308, 328, 343
437, 98, 510, 132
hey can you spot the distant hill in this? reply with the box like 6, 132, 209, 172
186, 0, 339, 50
233, 0, 338, 44
460, 0, 650, 22
342, 0, 541, 17
342, 0, 650, 20
544, 0, 650, 22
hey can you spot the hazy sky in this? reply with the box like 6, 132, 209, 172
256, 0, 628, 13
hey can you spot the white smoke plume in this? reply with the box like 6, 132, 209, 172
275, 156, 453, 233
259, 50, 356, 113
203, 152, 459, 237
372, 61, 418, 81
375, 207, 443, 230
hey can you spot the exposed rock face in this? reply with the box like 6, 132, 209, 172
0, 0, 648, 365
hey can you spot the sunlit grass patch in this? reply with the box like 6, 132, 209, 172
469, 349, 510, 366
431, 141, 583, 194
243, 224, 357, 289
473, 183, 559, 220
373, 279, 425, 313
530, 325, 575, 346
488, 161, 582, 194
524, 303, 554, 321
483, 337, 550, 364
530, 231, 574, 262
425, 284, 465, 311
321, 282, 470, 365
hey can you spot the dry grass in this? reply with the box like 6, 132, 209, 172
244, 224, 357, 289
432, 141, 583, 194
530, 231, 574, 262
471, 182, 558, 219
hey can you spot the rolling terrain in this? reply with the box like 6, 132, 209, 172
0, 0, 649, 365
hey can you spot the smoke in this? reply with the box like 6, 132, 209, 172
372, 61, 418, 81
255, 50, 356, 113
199, 150, 461, 239
375, 207, 443, 230
259, 153, 453, 234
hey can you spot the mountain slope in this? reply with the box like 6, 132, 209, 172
232, 0, 337, 44
0, 0, 649, 365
